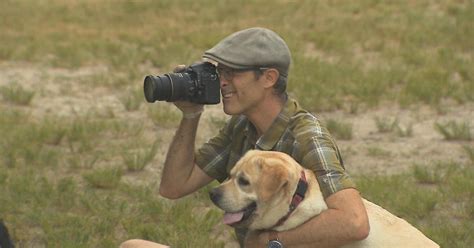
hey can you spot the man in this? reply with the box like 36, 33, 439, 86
125, 27, 369, 248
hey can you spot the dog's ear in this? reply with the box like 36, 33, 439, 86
256, 161, 289, 202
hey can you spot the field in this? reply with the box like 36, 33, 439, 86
0, 0, 473, 247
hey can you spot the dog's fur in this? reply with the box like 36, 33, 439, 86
210, 150, 439, 247
0, 220, 14, 248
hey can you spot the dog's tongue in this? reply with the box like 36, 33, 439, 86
223, 211, 244, 225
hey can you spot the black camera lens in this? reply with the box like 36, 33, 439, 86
144, 75, 171, 102
144, 73, 191, 103
143, 62, 220, 104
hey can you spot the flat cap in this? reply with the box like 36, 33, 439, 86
203, 27, 291, 77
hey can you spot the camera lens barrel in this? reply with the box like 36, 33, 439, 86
143, 73, 191, 103
144, 75, 170, 102
143, 62, 220, 104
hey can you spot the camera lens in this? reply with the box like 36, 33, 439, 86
143, 75, 173, 103
143, 73, 192, 103
143, 62, 220, 104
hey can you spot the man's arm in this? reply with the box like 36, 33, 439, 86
159, 102, 214, 199
245, 188, 370, 248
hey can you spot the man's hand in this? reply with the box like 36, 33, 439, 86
171, 65, 204, 118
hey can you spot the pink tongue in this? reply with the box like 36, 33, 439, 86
223, 211, 245, 225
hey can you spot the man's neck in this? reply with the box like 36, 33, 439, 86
246, 96, 285, 137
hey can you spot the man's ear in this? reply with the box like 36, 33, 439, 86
262, 68, 280, 89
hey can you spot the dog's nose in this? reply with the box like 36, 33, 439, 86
209, 188, 222, 205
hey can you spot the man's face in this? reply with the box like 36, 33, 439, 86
217, 65, 266, 116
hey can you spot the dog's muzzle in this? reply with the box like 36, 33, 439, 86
209, 188, 257, 227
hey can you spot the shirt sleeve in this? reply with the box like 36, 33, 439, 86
195, 117, 235, 182
293, 114, 356, 199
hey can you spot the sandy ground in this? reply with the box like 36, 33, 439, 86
1, 62, 472, 247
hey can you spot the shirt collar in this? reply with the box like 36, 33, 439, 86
244, 98, 299, 150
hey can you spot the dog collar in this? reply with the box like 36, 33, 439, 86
271, 171, 308, 229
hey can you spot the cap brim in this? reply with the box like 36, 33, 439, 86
203, 52, 288, 78
202, 53, 252, 69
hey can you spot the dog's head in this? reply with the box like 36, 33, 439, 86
209, 150, 303, 230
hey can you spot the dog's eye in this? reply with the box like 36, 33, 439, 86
238, 177, 250, 186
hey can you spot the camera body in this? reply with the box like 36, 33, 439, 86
144, 62, 220, 104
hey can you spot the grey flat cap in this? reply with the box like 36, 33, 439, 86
203, 27, 291, 77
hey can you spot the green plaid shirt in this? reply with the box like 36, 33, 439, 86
196, 98, 356, 246
196, 97, 355, 199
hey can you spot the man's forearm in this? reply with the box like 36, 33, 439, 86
159, 115, 201, 198
276, 208, 363, 247
249, 189, 369, 247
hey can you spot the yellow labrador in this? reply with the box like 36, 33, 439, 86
209, 150, 439, 247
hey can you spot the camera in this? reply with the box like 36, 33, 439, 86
143, 62, 220, 104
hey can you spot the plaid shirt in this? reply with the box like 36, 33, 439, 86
196, 97, 355, 199
196, 98, 356, 245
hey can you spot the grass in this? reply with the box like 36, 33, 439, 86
83, 168, 124, 189
122, 139, 160, 172
147, 105, 181, 128
0, 83, 35, 105
0, 106, 225, 247
435, 120, 472, 141
0, 0, 472, 111
374, 116, 413, 137
413, 164, 442, 184
395, 123, 414, 137
325, 118, 353, 140
464, 145, 474, 163
374, 116, 399, 133
0, 0, 473, 247
3, 106, 472, 247
1, 170, 223, 247
119, 87, 144, 112
356, 161, 474, 247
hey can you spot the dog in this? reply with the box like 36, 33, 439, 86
0, 220, 14, 248
209, 150, 439, 247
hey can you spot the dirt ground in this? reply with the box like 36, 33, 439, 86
1, 62, 472, 247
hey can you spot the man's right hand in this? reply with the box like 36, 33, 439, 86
172, 65, 204, 118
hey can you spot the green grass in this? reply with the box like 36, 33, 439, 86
0, 83, 35, 105
4, 104, 472, 247
0, 0, 472, 111
464, 145, 474, 163
356, 161, 474, 247
122, 139, 160, 172
83, 167, 124, 189
0, 106, 223, 247
435, 120, 472, 141
147, 105, 181, 128
325, 118, 353, 140
1, 170, 223, 247
374, 116, 413, 137
119, 87, 145, 112
374, 116, 399, 133
412, 164, 443, 184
